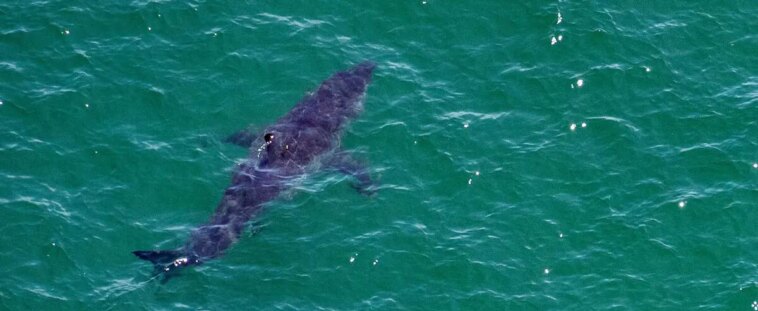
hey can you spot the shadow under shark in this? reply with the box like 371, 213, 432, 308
133, 61, 377, 281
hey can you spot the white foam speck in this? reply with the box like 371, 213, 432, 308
752, 163, 757, 169
576, 79, 584, 87
571, 84, 575, 89
550, 36, 557, 45
678, 201, 686, 208
751, 301, 757, 311
349, 256, 355, 263
467, 178, 472, 185
63, 29, 70, 35
372, 259, 379, 266
148, 26, 152, 31
52, 242, 56, 246
644, 66, 651, 72
570, 123, 577, 131
558, 35, 563, 41
544, 268, 550, 274
581, 122, 587, 128
84, 103, 89, 108
94, 150, 98, 154
422, 0, 427, 4
0, 100, 3, 105
559, 233, 564, 238
463, 122, 469, 128
557, 12, 563, 24
413, 141, 418, 145
475, 171, 480, 176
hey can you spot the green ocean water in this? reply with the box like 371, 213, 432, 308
1, 0, 756, 310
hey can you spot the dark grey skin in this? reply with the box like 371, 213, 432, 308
134, 62, 376, 280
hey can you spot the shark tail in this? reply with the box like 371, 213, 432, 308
133, 249, 184, 266
134, 249, 194, 283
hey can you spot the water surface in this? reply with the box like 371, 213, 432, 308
1, 1, 756, 310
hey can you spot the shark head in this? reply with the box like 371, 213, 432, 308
256, 62, 377, 171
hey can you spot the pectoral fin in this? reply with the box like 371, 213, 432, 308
327, 151, 377, 196
224, 127, 259, 148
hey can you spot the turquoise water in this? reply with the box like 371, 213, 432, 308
1, 1, 756, 310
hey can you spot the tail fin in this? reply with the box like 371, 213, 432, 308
134, 249, 194, 283
133, 250, 183, 265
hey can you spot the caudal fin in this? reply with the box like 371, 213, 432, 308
133, 250, 183, 265
133, 249, 195, 283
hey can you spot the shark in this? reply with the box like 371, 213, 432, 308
133, 61, 377, 281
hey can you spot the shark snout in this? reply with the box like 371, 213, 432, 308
351, 61, 376, 78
